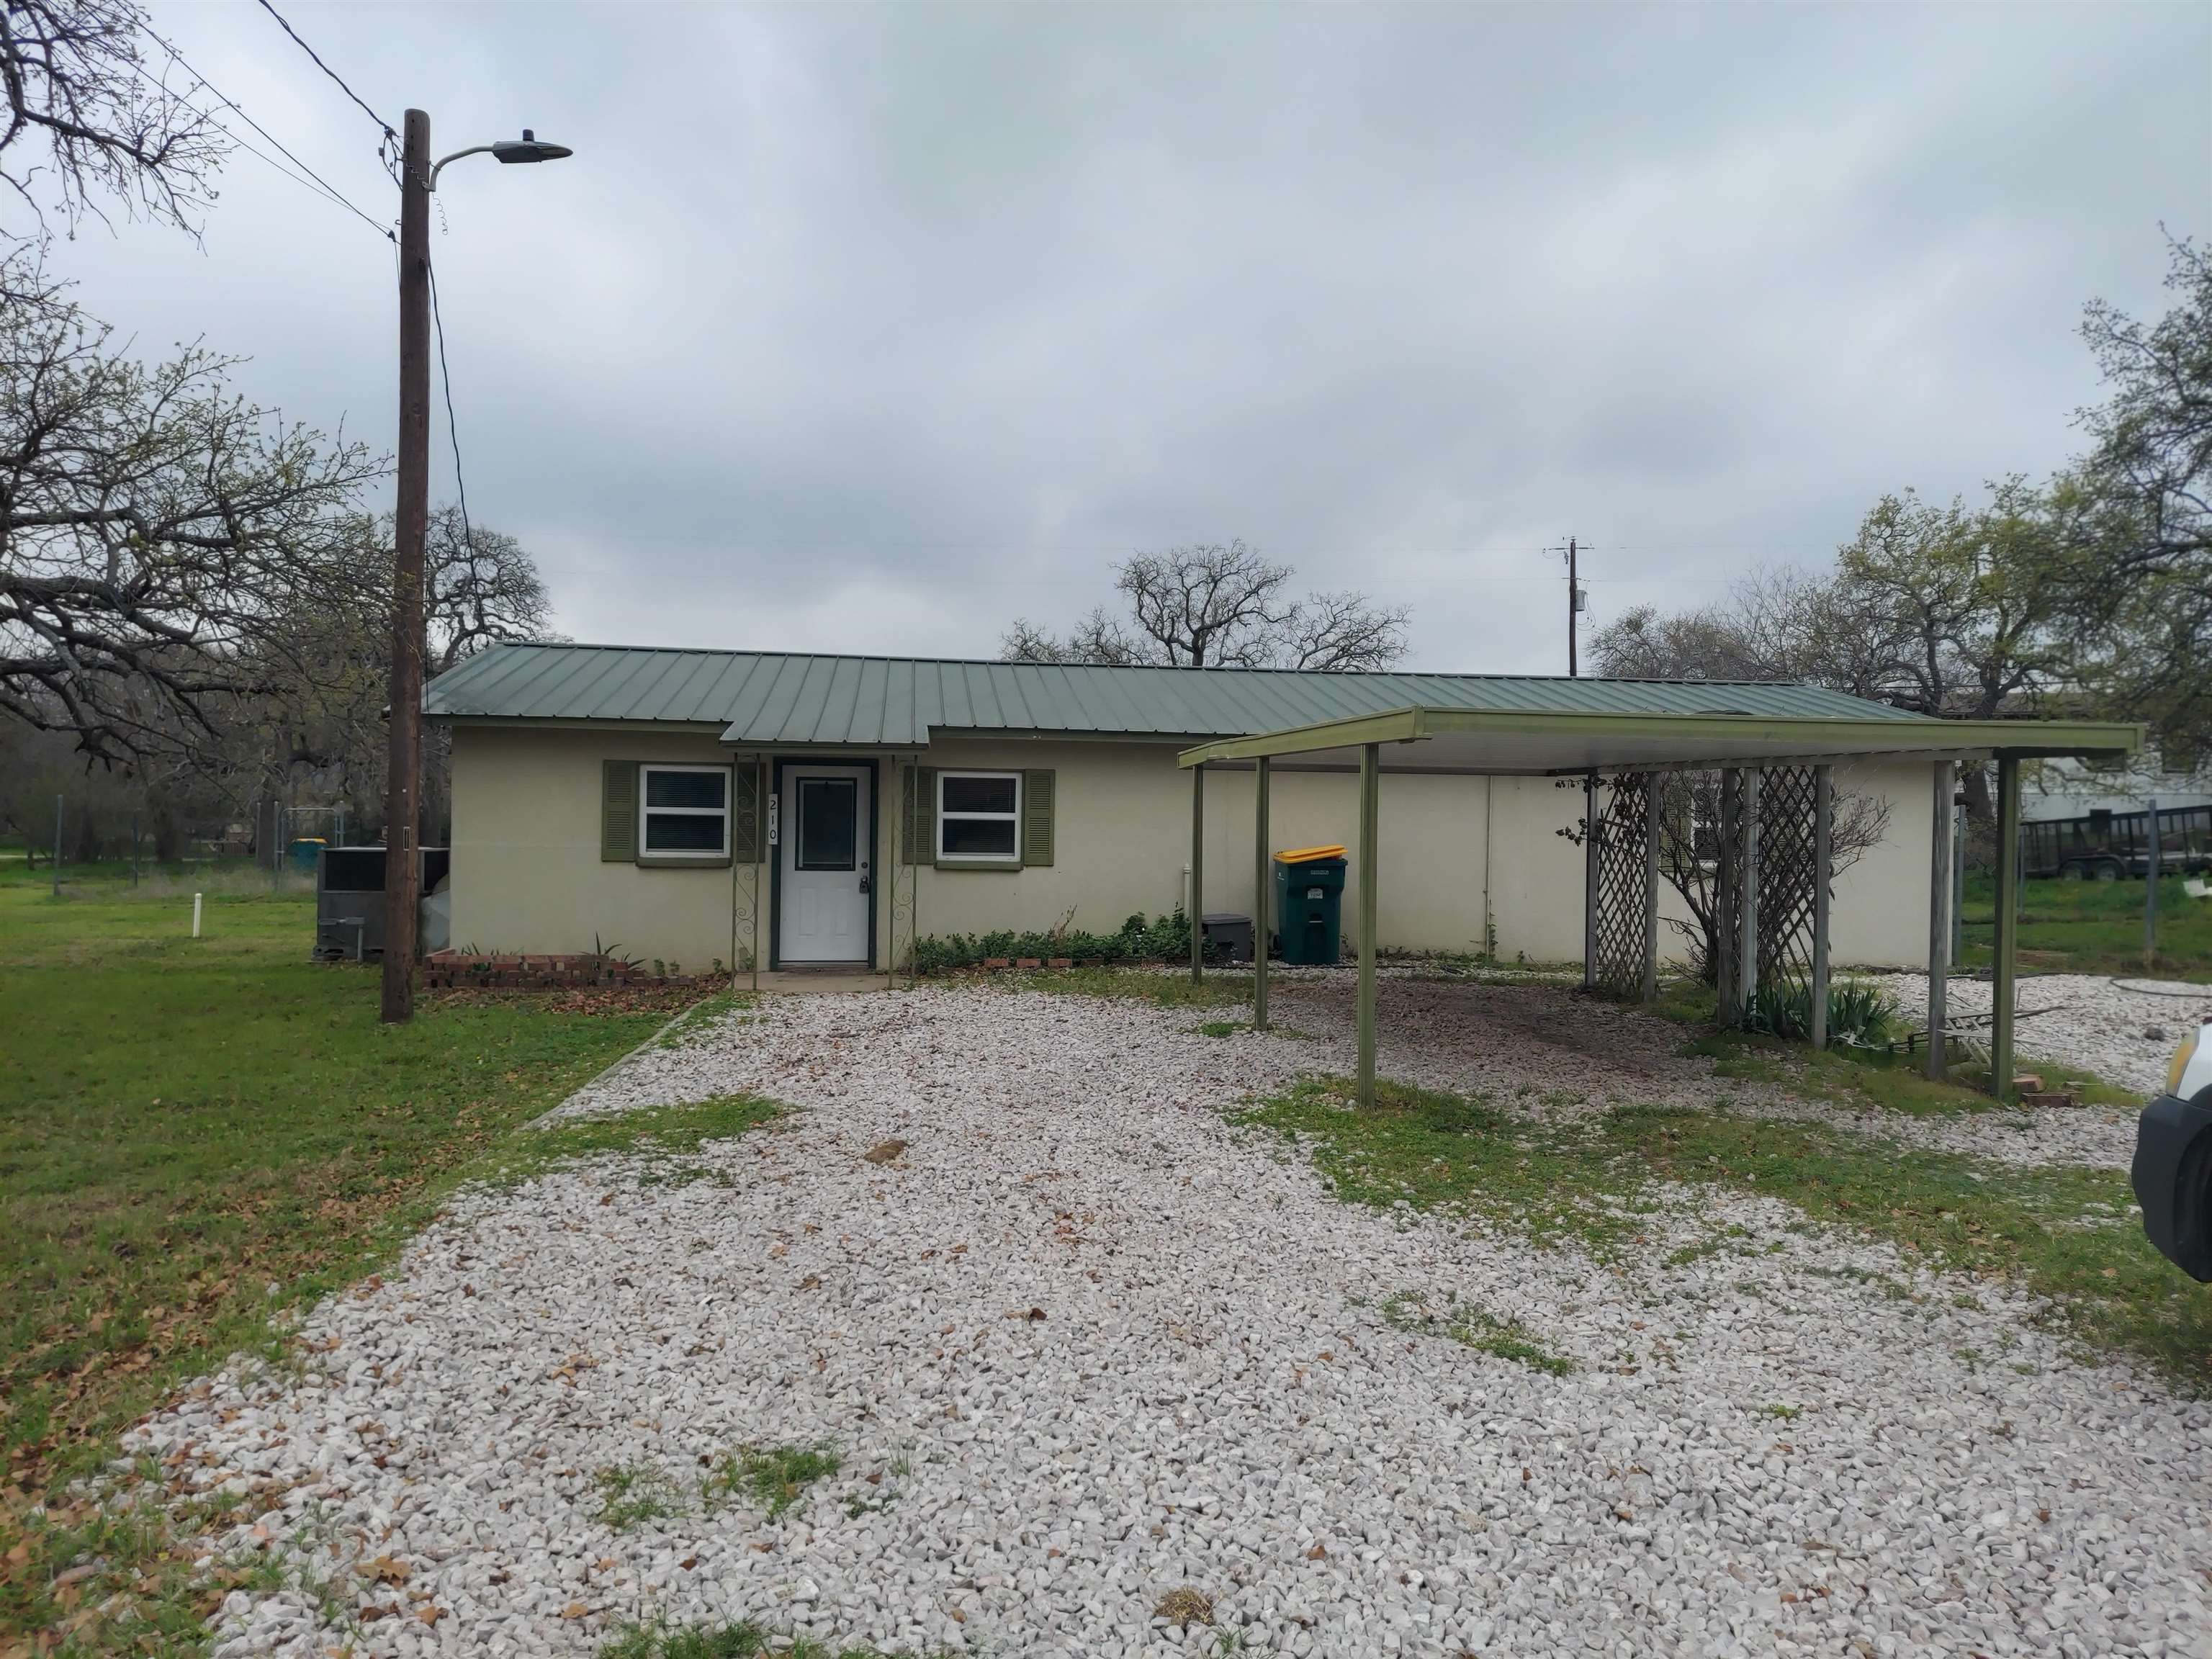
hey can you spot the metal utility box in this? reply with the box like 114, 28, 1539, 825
315, 845, 451, 961
1201, 912, 1254, 965
1273, 845, 1347, 966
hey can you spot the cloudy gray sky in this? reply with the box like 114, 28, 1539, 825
63, 2, 2212, 674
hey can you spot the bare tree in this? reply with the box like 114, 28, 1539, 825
0, 0, 228, 240
0, 267, 385, 764
1002, 541, 1409, 671
1649, 771, 1891, 983
421, 505, 555, 676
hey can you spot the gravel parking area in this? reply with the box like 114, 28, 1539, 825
138, 984, 2208, 1658
1887, 973, 2212, 1097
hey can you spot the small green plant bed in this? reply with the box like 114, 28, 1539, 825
1195, 1020, 1243, 1038
1381, 1289, 1576, 1375
600, 1617, 952, 1659
1238, 1074, 2212, 1385
702, 1442, 842, 1520
912, 909, 1193, 975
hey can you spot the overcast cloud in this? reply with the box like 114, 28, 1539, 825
58, 2, 2212, 673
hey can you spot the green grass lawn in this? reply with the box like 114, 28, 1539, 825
1959, 868, 2212, 981
1241, 1054, 2211, 1389
0, 866, 673, 1647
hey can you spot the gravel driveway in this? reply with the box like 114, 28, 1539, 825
142, 984, 2208, 1658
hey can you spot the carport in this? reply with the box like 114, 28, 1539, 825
1177, 701, 2140, 1106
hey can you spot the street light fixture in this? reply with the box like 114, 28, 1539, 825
382, 111, 572, 1025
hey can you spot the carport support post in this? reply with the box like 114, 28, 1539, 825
751, 755, 765, 994
1581, 773, 1599, 992
1253, 756, 1270, 1030
1640, 780, 1660, 1004
1991, 755, 2022, 1102
1716, 772, 1739, 1017
1927, 760, 1954, 1078
1190, 764, 1205, 983
1357, 742, 1380, 1109
1810, 766, 1832, 1050
2146, 796, 2160, 969
1735, 769, 1761, 1022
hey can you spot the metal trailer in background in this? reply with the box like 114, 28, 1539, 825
2021, 801, 2212, 881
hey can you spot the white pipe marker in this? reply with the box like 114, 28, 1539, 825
192, 893, 202, 938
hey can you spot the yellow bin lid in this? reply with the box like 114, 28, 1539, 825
1274, 844, 1347, 864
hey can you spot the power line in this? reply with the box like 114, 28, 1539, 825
428, 261, 475, 562
252, 0, 395, 138
134, 43, 392, 242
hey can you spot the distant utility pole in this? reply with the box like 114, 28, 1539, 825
1557, 537, 1586, 677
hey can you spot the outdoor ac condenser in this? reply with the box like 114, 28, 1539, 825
314, 845, 451, 961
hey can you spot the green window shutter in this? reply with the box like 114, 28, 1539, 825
904, 766, 937, 865
731, 765, 760, 864
601, 760, 637, 862
1022, 769, 1056, 866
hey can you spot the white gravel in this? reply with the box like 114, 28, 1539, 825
129, 984, 2210, 1659
1887, 973, 2212, 1098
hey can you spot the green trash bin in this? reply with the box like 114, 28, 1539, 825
288, 837, 325, 873
1273, 845, 1348, 965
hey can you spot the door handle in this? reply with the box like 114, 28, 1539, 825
858, 860, 871, 896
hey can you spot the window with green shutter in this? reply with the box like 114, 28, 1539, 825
1022, 769, 1055, 866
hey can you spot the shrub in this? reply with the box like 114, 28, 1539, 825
909, 909, 1195, 976
1744, 979, 1898, 1043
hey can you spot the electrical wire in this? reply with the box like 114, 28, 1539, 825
252, 0, 396, 139
428, 261, 475, 561
132, 45, 392, 242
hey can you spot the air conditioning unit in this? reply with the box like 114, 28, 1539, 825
315, 845, 451, 961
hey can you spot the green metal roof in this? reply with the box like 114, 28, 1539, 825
421, 642, 1946, 745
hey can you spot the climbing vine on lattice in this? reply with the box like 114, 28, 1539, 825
1589, 774, 1653, 998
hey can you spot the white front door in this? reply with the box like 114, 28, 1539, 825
778, 764, 872, 964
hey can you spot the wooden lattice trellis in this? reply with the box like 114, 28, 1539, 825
1588, 774, 1653, 998
1755, 765, 1820, 1007
1712, 765, 1825, 1025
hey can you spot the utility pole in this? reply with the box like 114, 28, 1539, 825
375, 115, 571, 1024
382, 107, 432, 1025
1558, 537, 1586, 676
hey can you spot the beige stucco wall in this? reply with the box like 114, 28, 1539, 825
446, 724, 1943, 972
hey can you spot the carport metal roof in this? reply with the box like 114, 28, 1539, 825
1175, 704, 2142, 774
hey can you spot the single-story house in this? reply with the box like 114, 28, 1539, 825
423, 642, 1941, 973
